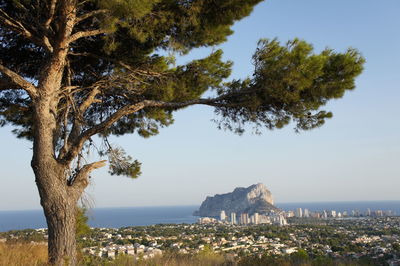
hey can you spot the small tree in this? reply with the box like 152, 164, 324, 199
0, 0, 364, 264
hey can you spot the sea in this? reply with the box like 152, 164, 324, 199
0, 201, 399, 232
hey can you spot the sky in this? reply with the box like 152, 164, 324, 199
0, 0, 399, 210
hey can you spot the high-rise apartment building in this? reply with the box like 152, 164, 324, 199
230, 212, 236, 225
295, 208, 303, 218
220, 210, 226, 221
253, 212, 259, 224
240, 213, 249, 225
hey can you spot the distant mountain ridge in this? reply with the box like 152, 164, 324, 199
194, 183, 280, 217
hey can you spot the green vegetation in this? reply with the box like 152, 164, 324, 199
76, 208, 91, 240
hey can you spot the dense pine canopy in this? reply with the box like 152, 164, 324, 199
0, 0, 364, 178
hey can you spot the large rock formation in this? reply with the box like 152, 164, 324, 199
194, 183, 279, 217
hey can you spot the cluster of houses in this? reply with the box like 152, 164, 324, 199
83, 242, 162, 259
198, 210, 288, 226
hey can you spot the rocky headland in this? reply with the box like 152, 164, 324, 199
194, 183, 280, 217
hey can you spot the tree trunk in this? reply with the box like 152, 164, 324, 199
31, 99, 80, 265
30, 6, 81, 261
43, 196, 78, 265
33, 163, 79, 265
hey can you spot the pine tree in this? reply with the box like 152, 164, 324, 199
0, 0, 364, 264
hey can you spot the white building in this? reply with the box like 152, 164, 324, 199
198, 217, 218, 224
253, 213, 259, 224
295, 208, 303, 218
282, 247, 297, 254
220, 210, 226, 221
230, 212, 236, 225
107, 250, 116, 258
240, 213, 249, 225
285, 210, 295, 218
258, 214, 271, 224
278, 214, 288, 226
270, 213, 287, 226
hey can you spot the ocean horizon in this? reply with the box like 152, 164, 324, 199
1, 200, 399, 232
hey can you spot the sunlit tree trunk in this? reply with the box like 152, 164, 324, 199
31, 95, 79, 265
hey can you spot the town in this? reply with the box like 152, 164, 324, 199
1, 215, 400, 265
197, 207, 395, 226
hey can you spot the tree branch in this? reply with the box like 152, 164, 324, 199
62, 102, 147, 163
79, 87, 101, 113
75, 9, 108, 23
0, 9, 53, 52
38, 0, 76, 91
0, 9, 33, 37
2, 102, 30, 112
68, 29, 108, 43
68, 160, 107, 199
57, 86, 101, 160
54, 0, 77, 49
68, 52, 164, 77
0, 64, 37, 98
61, 92, 246, 163
44, 0, 58, 29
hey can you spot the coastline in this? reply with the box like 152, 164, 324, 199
1, 201, 399, 232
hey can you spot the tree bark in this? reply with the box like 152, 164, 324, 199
42, 194, 78, 265
31, 97, 80, 265
32, 148, 81, 265
32, 156, 80, 265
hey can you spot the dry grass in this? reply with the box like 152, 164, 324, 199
81, 251, 231, 266
113, 253, 228, 266
0, 242, 48, 266
0, 243, 229, 266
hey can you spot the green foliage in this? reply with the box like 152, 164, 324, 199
96, 0, 263, 53
0, 90, 33, 139
215, 39, 364, 133
0, 0, 364, 179
76, 207, 91, 239
105, 147, 142, 179
98, 0, 159, 19
291, 248, 309, 262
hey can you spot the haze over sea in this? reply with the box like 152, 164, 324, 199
1, 201, 399, 232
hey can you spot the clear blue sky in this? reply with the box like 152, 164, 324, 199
0, 0, 399, 210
